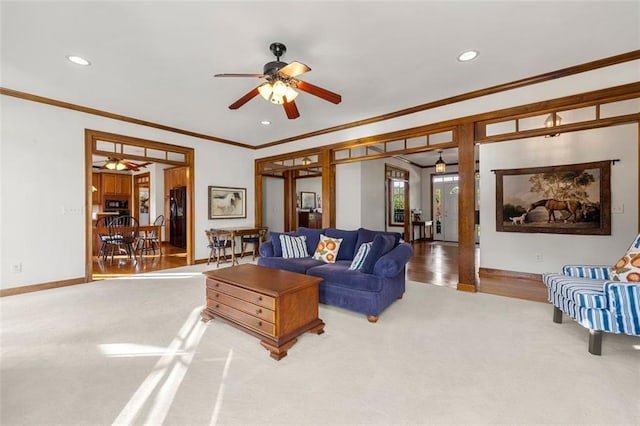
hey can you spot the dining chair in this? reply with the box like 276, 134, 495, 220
241, 228, 268, 260
95, 216, 118, 261
138, 215, 164, 256
103, 216, 139, 263
206, 229, 233, 267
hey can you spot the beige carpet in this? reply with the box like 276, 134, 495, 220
2, 260, 639, 425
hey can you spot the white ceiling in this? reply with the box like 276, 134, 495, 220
2, 1, 638, 151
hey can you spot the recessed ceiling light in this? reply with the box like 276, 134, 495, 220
66, 55, 91, 66
260, 120, 271, 125
457, 50, 478, 62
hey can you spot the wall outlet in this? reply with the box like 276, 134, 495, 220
535, 253, 543, 263
10, 263, 22, 273
612, 204, 624, 214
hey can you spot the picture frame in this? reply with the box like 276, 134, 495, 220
300, 191, 316, 210
208, 186, 246, 219
495, 160, 611, 235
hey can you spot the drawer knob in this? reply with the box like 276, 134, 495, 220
258, 321, 263, 326
215, 283, 219, 287
215, 303, 220, 308
215, 293, 219, 298
256, 309, 262, 314
257, 296, 263, 301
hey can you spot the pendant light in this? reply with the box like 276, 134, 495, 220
434, 150, 446, 174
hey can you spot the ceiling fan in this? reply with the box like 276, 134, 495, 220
214, 42, 342, 119
93, 157, 151, 172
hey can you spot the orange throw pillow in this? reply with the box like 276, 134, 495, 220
312, 234, 343, 264
611, 234, 640, 282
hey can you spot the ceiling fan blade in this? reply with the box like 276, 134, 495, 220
214, 73, 265, 78
120, 160, 140, 171
229, 87, 260, 110
295, 80, 342, 104
278, 61, 311, 78
283, 99, 300, 120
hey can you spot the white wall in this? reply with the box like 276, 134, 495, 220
335, 162, 362, 229
1, 96, 255, 289
479, 124, 638, 274
262, 176, 284, 234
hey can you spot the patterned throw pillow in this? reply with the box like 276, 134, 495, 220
611, 233, 640, 282
349, 242, 372, 270
280, 234, 309, 259
313, 234, 343, 263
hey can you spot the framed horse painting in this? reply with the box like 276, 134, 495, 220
208, 186, 247, 219
495, 160, 611, 235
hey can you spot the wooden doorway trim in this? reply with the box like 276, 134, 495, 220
84, 130, 195, 282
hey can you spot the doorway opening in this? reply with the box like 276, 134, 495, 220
85, 129, 194, 282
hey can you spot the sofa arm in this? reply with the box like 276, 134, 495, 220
562, 265, 612, 280
604, 281, 640, 334
373, 243, 413, 278
259, 240, 275, 258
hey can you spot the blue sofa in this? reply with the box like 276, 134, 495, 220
258, 227, 413, 322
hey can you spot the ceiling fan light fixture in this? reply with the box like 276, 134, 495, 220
258, 83, 273, 100
272, 80, 287, 97
434, 151, 446, 174
284, 85, 298, 102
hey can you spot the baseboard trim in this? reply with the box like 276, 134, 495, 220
457, 282, 477, 293
1, 277, 88, 297
479, 267, 542, 281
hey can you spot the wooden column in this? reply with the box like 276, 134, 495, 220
322, 151, 336, 228
254, 163, 263, 227
283, 170, 296, 231
457, 123, 477, 292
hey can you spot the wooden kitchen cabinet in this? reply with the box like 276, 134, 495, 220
101, 173, 132, 197
92, 173, 101, 205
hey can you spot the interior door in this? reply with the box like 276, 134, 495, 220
432, 175, 459, 242
442, 181, 459, 242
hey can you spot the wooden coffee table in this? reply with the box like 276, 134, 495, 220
201, 264, 325, 360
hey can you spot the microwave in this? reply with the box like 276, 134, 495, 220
104, 199, 129, 210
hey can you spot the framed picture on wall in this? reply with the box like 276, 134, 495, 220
208, 186, 246, 219
495, 160, 611, 235
301, 191, 316, 210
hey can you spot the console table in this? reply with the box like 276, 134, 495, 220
201, 264, 325, 360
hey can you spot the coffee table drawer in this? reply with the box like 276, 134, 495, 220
208, 279, 276, 310
207, 288, 276, 323
210, 301, 276, 337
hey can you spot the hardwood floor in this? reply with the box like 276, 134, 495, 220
92, 239, 547, 303
408, 240, 548, 303
92, 243, 188, 280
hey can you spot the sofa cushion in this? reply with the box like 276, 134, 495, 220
257, 256, 324, 275
325, 228, 359, 260
361, 234, 397, 274
356, 228, 401, 250
298, 227, 325, 256
349, 242, 372, 270
280, 234, 308, 259
611, 233, 640, 282
307, 261, 384, 292
313, 234, 342, 263
269, 231, 296, 257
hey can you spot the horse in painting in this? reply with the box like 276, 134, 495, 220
527, 199, 582, 223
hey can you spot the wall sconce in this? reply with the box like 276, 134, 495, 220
301, 157, 312, 166
434, 150, 446, 174
544, 113, 562, 138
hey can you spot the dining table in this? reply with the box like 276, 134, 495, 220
207, 226, 268, 265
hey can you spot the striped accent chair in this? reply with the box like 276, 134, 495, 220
543, 265, 640, 355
